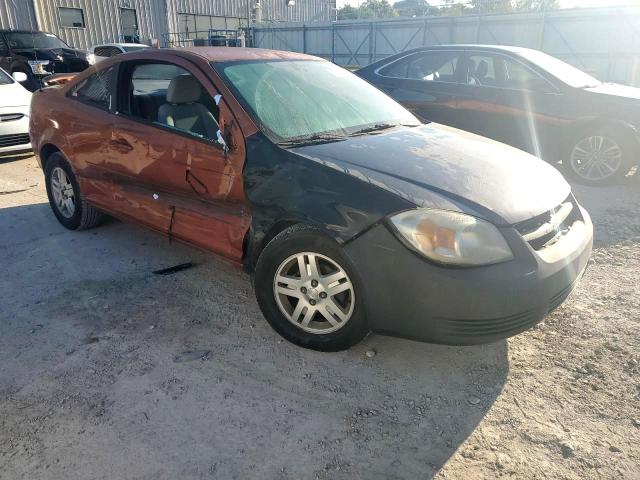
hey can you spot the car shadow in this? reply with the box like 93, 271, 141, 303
570, 177, 640, 250
0, 152, 33, 165
1, 202, 508, 479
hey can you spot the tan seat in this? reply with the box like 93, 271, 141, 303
158, 75, 218, 139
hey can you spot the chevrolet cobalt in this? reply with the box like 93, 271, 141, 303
30, 48, 593, 351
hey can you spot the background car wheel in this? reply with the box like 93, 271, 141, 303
254, 225, 368, 352
45, 152, 105, 230
564, 127, 635, 185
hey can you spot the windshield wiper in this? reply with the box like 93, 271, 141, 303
349, 123, 397, 136
277, 133, 347, 148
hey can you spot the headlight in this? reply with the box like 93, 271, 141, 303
86, 53, 96, 65
27, 60, 50, 75
389, 209, 514, 266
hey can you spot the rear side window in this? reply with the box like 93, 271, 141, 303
503, 58, 545, 87
467, 55, 498, 86
381, 52, 460, 83
70, 66, 114, 110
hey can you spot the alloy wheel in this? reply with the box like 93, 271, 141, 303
570, 135, 623, 182
50, 167, 76, 218
273, 252, 355, 334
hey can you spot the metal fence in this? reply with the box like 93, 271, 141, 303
253, 6, 640, 87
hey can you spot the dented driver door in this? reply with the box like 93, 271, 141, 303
112, 56, 249, 262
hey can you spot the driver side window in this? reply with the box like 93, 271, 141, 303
121, 62, 220, 142
381, 52, 460, 83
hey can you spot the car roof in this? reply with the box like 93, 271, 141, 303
0, 29, 50, 34
94, 43, 150, 48
401, 44, 538, 55
169, 47, 319, 63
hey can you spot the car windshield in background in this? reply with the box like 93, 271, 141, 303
123, 45, 150, 52
518, 49, 601, 88
5, 32, 69, 50
216, 60, 419, 143
0, 69, 14, 85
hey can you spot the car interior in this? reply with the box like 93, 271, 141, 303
123, 62, 220, 141
382, 51, 549, 91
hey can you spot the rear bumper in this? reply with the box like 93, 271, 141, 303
343, 209, 593, 345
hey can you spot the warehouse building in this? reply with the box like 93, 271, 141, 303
0, 0, 332, 49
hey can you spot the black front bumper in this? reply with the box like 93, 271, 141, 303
343, 209, 593, 345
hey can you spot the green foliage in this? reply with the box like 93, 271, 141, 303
336, 0, 398, 20
335, 0, 561, 21
394, 0, 431, 18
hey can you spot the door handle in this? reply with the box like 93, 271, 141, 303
110, 138, 133, 152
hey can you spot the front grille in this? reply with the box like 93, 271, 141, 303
0, 133, 30, 147
51, 59, 89, 74
514, 195, 583, 251
0, 113, 24, 122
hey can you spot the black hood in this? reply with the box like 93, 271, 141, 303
291, 124, 570, 225
11, 47, 88, 61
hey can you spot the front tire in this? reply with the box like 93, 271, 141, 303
254, 225, 368, 351
564, 127, 635, 185
45, 152, 104, 230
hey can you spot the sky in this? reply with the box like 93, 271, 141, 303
335, 0, 638, 9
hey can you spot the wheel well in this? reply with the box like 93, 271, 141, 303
39, 144, 61, 170
243, 220, 300, 272
569, 118, 637, 143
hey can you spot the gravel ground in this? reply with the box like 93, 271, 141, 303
1, 154, 639, 480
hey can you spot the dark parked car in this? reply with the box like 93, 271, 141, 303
0, 30, 94, 91
357, 45, 640, 185
30, 47, 592, 351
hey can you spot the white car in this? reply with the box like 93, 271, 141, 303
0, 69, 31, 155
89, 43, 151, 62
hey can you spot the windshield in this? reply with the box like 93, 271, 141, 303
0, 68, 14, 85
123, 45, 150, 52
5, 32, 69, 50
517, 49, 601, 88
215, 59, 419, 143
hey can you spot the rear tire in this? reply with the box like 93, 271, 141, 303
254, 225, 368, 352
564, 126, 635, 185
45, 152, 105, 230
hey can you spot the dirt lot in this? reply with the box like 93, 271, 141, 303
1, 154, 639, 480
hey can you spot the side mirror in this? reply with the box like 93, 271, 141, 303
13, 72, 28, 83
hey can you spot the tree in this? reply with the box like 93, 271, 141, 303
470, 0, 514, 13
336, 4, 359, 20
394, 0, 431, 18
335, 0, 398, 20
514, 0, 560, 11
358, 0, 398, 19
470, 0, 560, 13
